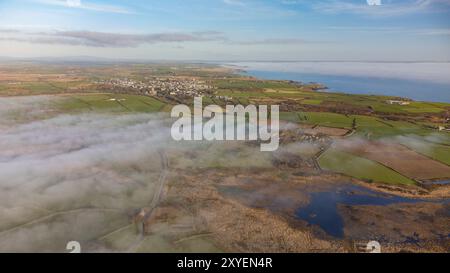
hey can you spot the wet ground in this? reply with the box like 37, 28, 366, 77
295, 184, 446, 238
218, 174, 450, 251
425, 180, 450, 186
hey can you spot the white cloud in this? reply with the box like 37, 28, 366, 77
0, 29, 227, 47
324, 26, 450, 36
417, 28, 450, 35
223, 0, 246, 6
66, 0, 81, 7
35, 0, 134, 14
313, 0, 450, 16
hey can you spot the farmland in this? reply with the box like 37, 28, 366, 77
318, 148, 416, 185
336, 139, 450, 181
55, 94, 167, 113
0, 63, 449, 253
1, 62, 449, 187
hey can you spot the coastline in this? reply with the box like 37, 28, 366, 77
223, 62, 450, 103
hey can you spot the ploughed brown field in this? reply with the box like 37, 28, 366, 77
338, 140, 450, 181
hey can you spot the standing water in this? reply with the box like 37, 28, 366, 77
295, 185, 433, 238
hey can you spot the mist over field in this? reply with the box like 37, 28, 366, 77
0, 113, 170, 209
0, 96, 275, 252
0, 97, 176, 251
0, 94, 448, 252
0, 97, 445, 226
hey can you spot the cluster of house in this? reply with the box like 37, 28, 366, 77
438, 126, 450, 132
299, 134, 329, 143
96, 77, 214, 98
215, 95, 233, 101
97, 78, 150, 93
386, 100, 411, 106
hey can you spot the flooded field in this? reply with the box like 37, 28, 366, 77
295, 185, 446, 238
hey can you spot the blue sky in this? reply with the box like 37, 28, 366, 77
0, 0, 449, 61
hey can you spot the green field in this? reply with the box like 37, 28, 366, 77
318, 149, 416, 185
281, 111, 354, 128
55, 94, 167, 113
279, 111, 440, 139
2, 64, 449, 165
301, 99, 323, 105
215, 80, 450, 115
0, 81, 97, 96
214, 79, 293, 90
398, 139, 450, 165
349, 115, 435, 138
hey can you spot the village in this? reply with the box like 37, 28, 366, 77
96, 77, 215, 98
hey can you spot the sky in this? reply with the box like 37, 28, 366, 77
0, 0, 449, 61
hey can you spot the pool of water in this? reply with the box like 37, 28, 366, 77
425, 180, 450, 185
295, 185, 431, 238
219, 181, 449, 240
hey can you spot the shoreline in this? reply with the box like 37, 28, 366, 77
224, 63, 450, 103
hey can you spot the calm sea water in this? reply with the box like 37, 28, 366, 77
245, 70, 450, 103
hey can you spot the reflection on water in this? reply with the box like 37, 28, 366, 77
218, 180, 449, 240
425, 180, 450, 186
295, 185, 429, 238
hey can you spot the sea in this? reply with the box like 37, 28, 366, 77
226, 62, 450, 103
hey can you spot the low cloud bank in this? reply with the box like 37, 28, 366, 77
0, 112, 172, 212
0, 95, 279, 251
0, 108, 176, 251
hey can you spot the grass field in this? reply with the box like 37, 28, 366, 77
399, 140, 450, 166
301, 99, 323, 105
0, 80, 97, 96
214, 79, 293, 90
280, 112, 353, 128
349, 115, 434, 139
280, 111, 440, 139
55, 94, 167, 113
337, 139, 450, 180
215, 81, 450, 115
1, 65, 449, 180
319, 149, 416, 185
